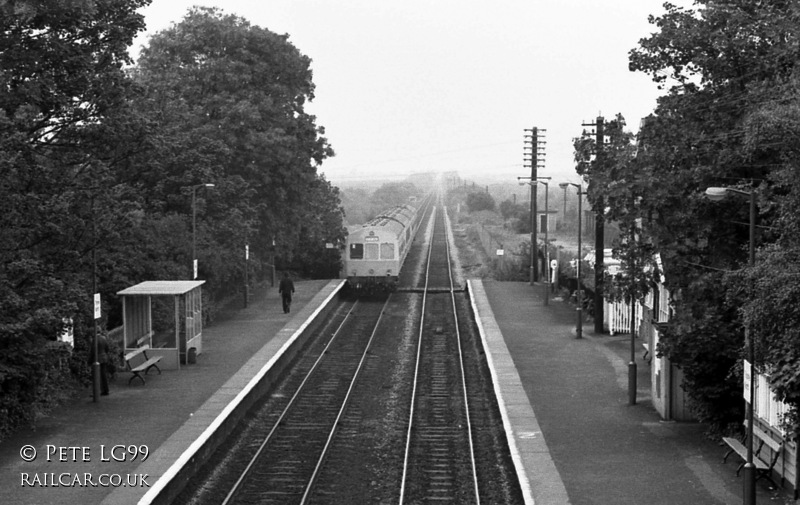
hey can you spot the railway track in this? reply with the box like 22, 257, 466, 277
175, 195, 523, 505
400, 203, 480, 504
224, 297, 389, 504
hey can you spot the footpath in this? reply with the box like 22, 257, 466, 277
480, 279, 792, 505
0, 279, 329, 505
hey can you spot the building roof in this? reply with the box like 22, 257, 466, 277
117, 280, 205, 296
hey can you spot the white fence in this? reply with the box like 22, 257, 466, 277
746, 361, 791, 434
605, 298, 642, 335
607, 281, 670, 335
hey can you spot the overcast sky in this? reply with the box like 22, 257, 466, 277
132, 1, 686, 186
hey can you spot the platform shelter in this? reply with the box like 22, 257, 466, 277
117, 281, 205, 370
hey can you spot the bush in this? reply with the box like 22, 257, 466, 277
0, 341, 78, 443
466, 192, 496, 212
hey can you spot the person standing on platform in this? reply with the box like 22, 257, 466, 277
279, 272, 295, 314
88, 334, 110, 395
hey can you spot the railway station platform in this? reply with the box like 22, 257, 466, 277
471, 279, 790, 505
0, 279, 338, 505
1, 277, 792, 505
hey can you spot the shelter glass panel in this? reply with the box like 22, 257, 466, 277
151, 296, 177, 349
124, 296, 150, 348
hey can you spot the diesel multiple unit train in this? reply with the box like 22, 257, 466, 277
342, 197, 428, 291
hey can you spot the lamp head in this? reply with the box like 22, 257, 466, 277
205, 183, 216, 188
704, 187, 728, 201
558, 183, 569, 189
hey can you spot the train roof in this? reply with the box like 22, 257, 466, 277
347, 204, 417, 240
364, 204, 416, 228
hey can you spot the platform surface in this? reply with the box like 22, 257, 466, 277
0, 279, 332, 505
472, 279, 785, 505
0, 278, 789, 504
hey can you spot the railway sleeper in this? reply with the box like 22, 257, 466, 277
395, 286, 465, 293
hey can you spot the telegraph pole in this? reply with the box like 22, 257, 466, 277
523, 127, 546, 284
581, 116, 605, 333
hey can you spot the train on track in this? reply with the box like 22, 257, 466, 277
342, 197, 428, 292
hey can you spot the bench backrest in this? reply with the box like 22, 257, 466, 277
753, 425, 783, 453
124, 345, 151, 369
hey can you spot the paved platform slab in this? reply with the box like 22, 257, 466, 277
472, 279, 787, 505
0, 279, 333, 505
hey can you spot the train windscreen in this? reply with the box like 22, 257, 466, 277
365, 243, 379, 260
350, 243, 364, 259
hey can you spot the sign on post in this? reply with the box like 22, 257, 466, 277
743, 359, 751, 402
93, 293, 101, 320
193, 259, 198, 280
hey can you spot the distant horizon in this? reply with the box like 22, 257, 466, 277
135, 0, 682, 190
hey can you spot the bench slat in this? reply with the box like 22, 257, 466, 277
130, 357, 162, 373
753, 426, 782, 453
124, 348, 147, 362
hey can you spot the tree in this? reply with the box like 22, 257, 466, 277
732, 77, 800, 430
368, 182, 419, 217
465, 191, 495, 213
0, 0, 151, 440
130, 7, 343, 297
622, 0, 800, 429
575, 115, 664, 300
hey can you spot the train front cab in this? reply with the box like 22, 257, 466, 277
346, 232, 401, 293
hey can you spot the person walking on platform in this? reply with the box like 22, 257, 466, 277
279, 272, 295, 314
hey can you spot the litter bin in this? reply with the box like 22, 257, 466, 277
187, 347, 197, 364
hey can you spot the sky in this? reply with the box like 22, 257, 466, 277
132, 1, 687, 186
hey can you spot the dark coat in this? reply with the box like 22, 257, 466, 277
279, 277, 295, 297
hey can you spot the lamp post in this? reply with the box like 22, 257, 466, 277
191, 183, 215, 279
519, 176, 552, 303
705, 186, 756, 505
90, 194, 100, 403
560, 182, 583, 339
521, 173, 536, 286
628, 224, 638, 406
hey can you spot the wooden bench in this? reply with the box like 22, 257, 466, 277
723, 423, 783, 487
124, 345, 162, 385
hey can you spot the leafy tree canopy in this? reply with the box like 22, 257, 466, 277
130, 6, 343, 276
0, 0, 152, 441
0, 3, 346, 441
610, 0, 800, 429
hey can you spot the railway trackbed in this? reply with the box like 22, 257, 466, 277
174, 196, 523, 505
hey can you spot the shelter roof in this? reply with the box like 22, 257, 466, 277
117, 280, 205, 296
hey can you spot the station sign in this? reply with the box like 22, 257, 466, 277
743, 359, 751, 401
